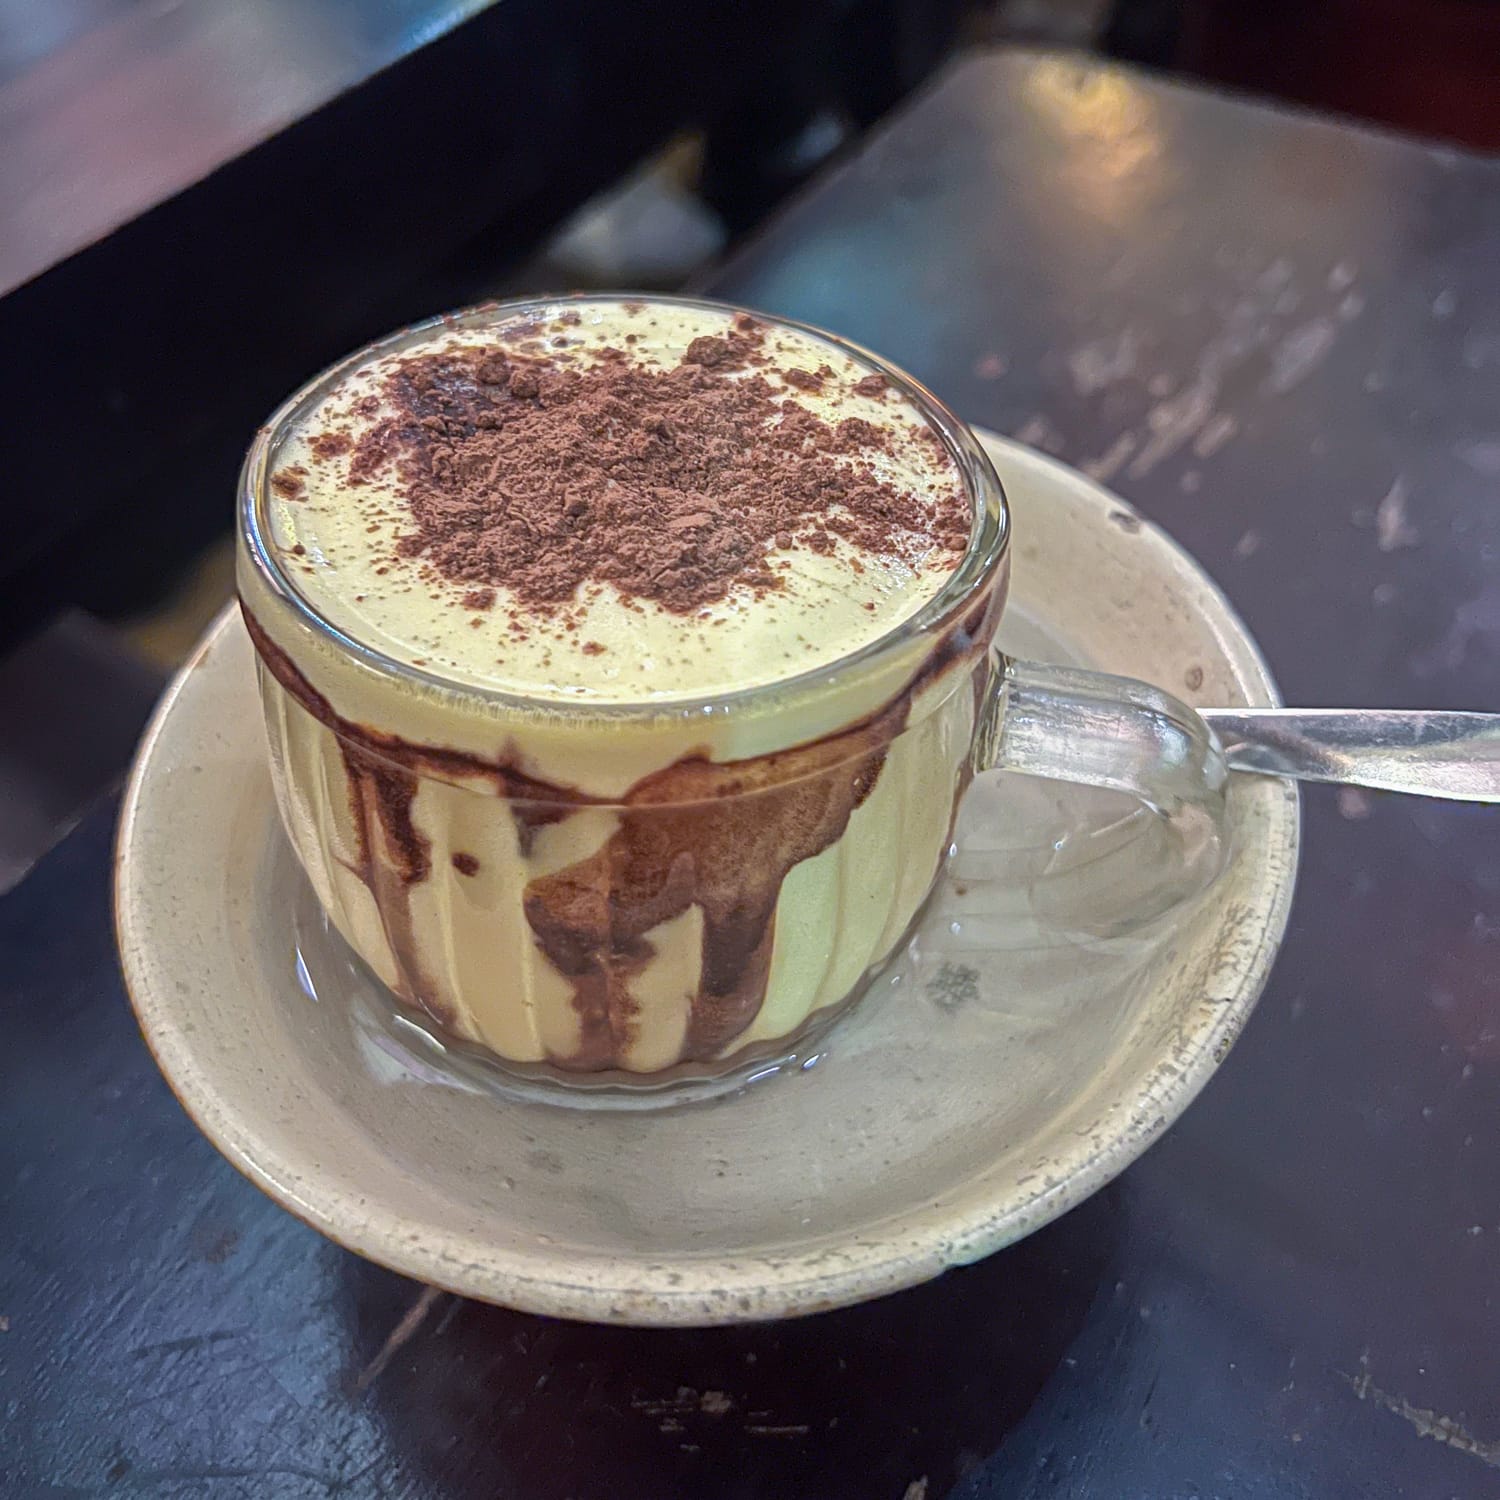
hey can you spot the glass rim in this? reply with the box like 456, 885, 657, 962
239, 292, 1011, 725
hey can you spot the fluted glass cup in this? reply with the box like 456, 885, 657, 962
237, 296, 1228, 1092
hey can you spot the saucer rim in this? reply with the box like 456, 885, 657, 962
116, 431, 1299, 1324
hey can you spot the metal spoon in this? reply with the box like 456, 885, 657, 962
1200, 709, 1500, 801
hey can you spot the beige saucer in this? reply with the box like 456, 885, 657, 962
116, 432, 1298, 1325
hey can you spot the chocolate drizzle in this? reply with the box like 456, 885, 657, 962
521, 694, 903, 1067
243, 607, 584, 1030
243, 568, 1003, 1070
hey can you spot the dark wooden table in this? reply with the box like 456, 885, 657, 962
0, 0, 509, 301
0, 0, 830, 648
6, 49, 1500, 1499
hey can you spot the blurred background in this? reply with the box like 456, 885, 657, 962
3, 0, 1499, 888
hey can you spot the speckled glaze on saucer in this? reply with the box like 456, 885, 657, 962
116, 432, 1298, 1326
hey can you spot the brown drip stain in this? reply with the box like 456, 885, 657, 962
242, 608, 582, 1031
522, 690, 906, 1066
242, 569, 1003, 1069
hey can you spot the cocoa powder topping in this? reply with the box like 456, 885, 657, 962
271, 467, 306, 500
308, 431, 351, 461
321, 320, 966, 614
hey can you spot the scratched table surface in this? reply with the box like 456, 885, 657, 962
5, 47, 1500, 1500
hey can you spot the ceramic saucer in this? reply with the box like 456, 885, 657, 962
116, 432, 1298, 1325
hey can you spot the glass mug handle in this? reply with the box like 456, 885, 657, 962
969, 652, 1232, 927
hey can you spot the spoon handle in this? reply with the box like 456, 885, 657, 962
1200, 709, 1500, 801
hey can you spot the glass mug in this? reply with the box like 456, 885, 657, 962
237, 296, 1227, 1092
